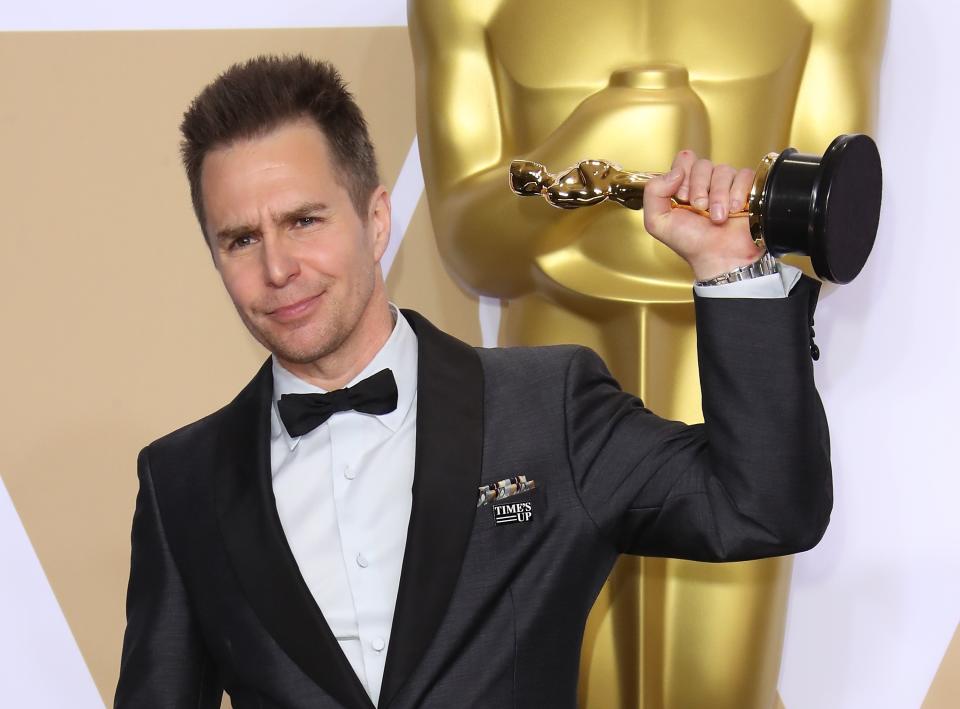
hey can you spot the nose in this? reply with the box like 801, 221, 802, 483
261, 231, 300, 288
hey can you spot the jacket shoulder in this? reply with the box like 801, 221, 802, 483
143, 404, 229, 464
475, 342, 611, 382
475, 343, 611, 401
475, 342, 587, 370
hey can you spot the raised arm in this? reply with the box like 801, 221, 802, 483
566, 276, 831, 561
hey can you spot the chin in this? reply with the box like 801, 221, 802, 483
262, 342, 320, 366
264, 324, 344, 365
265, 333, 326, 364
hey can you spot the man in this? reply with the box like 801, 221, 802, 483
115, 55, 830, 709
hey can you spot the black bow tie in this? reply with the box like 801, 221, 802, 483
277, 368, 399, 438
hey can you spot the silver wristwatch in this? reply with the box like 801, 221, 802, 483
694, 251, 780, 287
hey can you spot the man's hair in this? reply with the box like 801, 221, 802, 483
179, 54, 380, 240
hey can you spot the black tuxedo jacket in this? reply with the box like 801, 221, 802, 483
115, 278, 831, 709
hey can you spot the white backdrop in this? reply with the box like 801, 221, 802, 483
1, 1, 957, 707
781, 2, 960, 706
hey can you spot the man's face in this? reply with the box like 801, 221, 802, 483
200, 119, 390, 367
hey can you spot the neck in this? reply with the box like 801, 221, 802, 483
277, 287, 395, 391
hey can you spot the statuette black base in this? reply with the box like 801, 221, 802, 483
759, 134, 882, 284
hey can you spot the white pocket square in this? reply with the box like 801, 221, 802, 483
477, 475, 537, 508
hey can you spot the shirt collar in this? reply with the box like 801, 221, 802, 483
270, 304, 418, 449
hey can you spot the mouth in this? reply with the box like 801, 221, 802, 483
267, 293, 323, 322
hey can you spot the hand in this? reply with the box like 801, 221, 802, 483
643, 150, 763, 281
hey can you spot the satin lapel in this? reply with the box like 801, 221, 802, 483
213, 359, 375, 709
379, 310, 484, 707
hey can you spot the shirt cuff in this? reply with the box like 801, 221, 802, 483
693, 263, 803, 299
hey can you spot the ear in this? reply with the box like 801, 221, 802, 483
367, 185, 392, 263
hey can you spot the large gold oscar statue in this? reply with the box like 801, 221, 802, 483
408, 1, 888, 706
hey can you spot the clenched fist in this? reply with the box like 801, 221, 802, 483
644, 150, 764, 282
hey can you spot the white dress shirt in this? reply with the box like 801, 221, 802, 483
270, 305, 418, 707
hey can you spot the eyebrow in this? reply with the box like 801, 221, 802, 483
213, 201, 331, 244
214, 224, 257, 244
273, 201, 331, 226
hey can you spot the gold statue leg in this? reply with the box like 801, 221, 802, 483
503, 294, 792, 709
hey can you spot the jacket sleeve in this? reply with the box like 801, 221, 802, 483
114, 447, 223, 708
565, 275, 832, 562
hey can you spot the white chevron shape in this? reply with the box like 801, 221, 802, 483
0, 475, 103, 708
382, 136, 424, 279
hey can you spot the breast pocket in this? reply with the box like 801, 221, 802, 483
473, 484, 545, 536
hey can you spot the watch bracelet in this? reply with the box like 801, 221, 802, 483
694, 250, 780, 287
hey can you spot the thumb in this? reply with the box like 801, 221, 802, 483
643, 168, 683, 224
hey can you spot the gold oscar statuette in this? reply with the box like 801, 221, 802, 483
409, 1, 889, 706
510, 134, 882, 284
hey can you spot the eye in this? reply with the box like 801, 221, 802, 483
228, 234, 257, 250
295, 216, 319, 228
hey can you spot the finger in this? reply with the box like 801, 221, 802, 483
688, 158, 714, 212
643, 167, 684, 227
671, 150, 697, 202
730, 168, 755, 212
708, 164, 737, 223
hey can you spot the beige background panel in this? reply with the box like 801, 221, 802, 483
923, 621, 960, 709
0, 28, 477, 704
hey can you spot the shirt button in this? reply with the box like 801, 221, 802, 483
356, 553, 369, 568
371, 637, 386, 653
344, 465, 356, 480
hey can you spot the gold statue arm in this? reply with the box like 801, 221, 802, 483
509, 158, 750, 218
789, 0, 889, 148
410, 0, 584, 298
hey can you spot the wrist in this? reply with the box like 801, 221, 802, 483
691, 245, 765, 282
694, 250, 780, 287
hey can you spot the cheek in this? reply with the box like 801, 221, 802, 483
306, 236, 370, 281
218, 264, 259, 308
